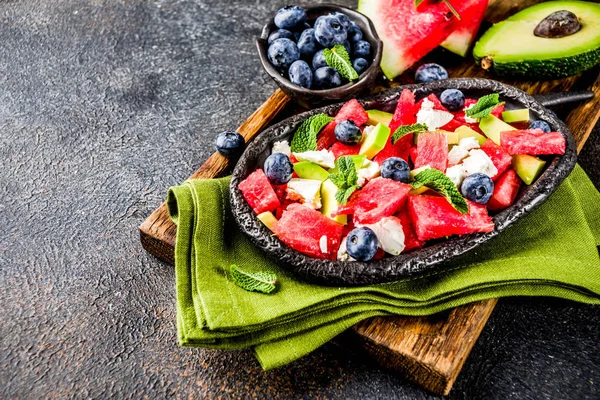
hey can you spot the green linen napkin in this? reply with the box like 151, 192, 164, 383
167, 165, 600, 370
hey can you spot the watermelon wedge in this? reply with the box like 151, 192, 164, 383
358, 0, 487, 79
238, 169, 281, 214
375, 89, 417, 164
329, 141, 362, 158
487, 169, 522, 211
480, 139, 513, 180
335, 99, 369, 126
414, 131, 448, 172
500, 129, 566, 155
316, 121, 337, 150
408, 195, 494, 241
395, 210, 426, 252
440, 0, 489, 56
275, 203, 344, 260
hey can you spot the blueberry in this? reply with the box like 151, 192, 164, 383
529, 119, 552, 133
274, 6, 306, 30
334, 120, 362, 144
215, 131, 245, 157
331, 12, 351, 29
346, 227, 379, 261
341, 40, 352, 55
440, 89, 465, 111
297, 29, 321, 59
293, 31, 301, 41
415, 63, 448, 83
347, 21, 363, 43
267, 38, 300, 70
314, 15, 347, 48
264, 153, 293, 185
353, 40, 371, 59
352, 58, 369, 74
268, 29, 295, 44
313, 67, 342, 89
312, 49, 327, 69
288, 60, 312, 89
380, 157, 410, 183
461, 173, 494, 204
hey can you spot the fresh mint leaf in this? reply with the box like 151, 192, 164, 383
230, 265, 277, 294
411, 169, 469, 214
323, 44, 359, 81
391, 123, 428, 144
465, 93, 505, 120
290, 113, 334, 153
329, 156, 359, 205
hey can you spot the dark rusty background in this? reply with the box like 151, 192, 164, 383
1, 0, 598, 398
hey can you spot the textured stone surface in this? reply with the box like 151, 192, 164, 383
0, 0, 598, 399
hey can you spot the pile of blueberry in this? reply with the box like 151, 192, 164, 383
266, 6, 372, 90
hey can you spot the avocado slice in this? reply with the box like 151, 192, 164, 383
359, 123, 391, 160
257, 211, 278, 232
321, 179, 347, 224
455, 125, 487, 146
293, 162, 330, 182
366, 109, 393, 126
512, 154, 546, 185
473, 1, 600, 79
479, 115, 516, 145
502, 109, 530, 123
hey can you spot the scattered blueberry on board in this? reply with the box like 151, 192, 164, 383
265, 6, 372, 90
461, 173, 494, 204
215, 131, 245, 157
380, 157, 410, 183
346, 227, 379, 261
415, 63, 449, 83
529, 119, 552, 133
264, 153, 293, 185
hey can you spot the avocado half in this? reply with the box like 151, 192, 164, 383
474, 1, 600, 79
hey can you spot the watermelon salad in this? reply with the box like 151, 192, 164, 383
238, 89, 566, 262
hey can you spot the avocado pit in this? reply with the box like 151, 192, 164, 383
534, 10, 581, 38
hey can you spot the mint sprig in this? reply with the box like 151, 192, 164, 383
411, 168, 469, 214
230, 265, 277, 294
415, 0, 461, 20
323, 44, 359, 81
290, 113, 334, 153
329, 156, 359, 204
392, 123, 428, 144
465, 93, 505, 120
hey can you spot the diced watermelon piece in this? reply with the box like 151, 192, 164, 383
316, 121, 337, 150
487, 169, 522, 211
409, 147, 419, 165
238, 169, 281, 214
409, 195, 495, 241
289, 154, 299, 163
480, 139, 513, 180
374, 134, 412, 165
414, 131, 448, 172
415, 93, 449, 114
396, 210, 425, 252
273, 184, 288, 203
373, 247, 386, 260
500, 129, 566, 155
335, 99, 369, 126
275, 198, 295, 220
329, 141, 361, 158
337, 177, 412, 224
390, 89, 417, 133
491, 103, 505, 119
440, 0, 489, 56
275, 203, 344, 260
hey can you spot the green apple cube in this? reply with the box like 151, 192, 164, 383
512, 154, 546, 185
359, 123, 391, 159
293, 162, 330, 182
321, 179, 347, 224
455, 125, 487, 146
479, 114, 516, 145
502, 108, 530, 123
366, 109, 393, 126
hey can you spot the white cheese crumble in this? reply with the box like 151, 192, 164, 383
293, 150, 335, 169
337, 237, 356, 262
416, 98, 454, 130
319, 235, 328, 254
463, 104, 477, 123
286, 178, 322, 210
447, 145, 469, 167
458, 137, 480, 151
462, 149, 498, 178
445, 164, 467, 188
360, 216, 405, 256
272, 140, 291, 156
357, 159, 380, 187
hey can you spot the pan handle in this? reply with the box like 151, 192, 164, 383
532, 90, 594, 109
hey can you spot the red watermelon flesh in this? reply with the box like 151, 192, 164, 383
238, 169, 281, 214
409, 146, 419, 165
396, 210, 425, 252
409, 195, 494, 241
275, 203, 344, 260
491, 103, 505, 119
487, 169, 522, 211
335, 99, 369, 126
375, 89, 416, 164
480, 139, 513, 180
329, 141, 362, 158
500, 129, 566, 155
316, 121, 337, 150
415, 93, 448, 114
338, 177, 412, 224
440, 0, 489, 56
414, 131, 448, 172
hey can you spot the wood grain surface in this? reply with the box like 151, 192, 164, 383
139, 0, 600, 395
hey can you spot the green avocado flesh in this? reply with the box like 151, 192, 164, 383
474, 1, 600, 78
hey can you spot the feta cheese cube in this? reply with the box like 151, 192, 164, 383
462, 149, 498, 177
445, 164, 467, 188
286, 178, 322, 209
272, 140, 291, 156
293, 150, 335, 169
361, 216, 405, 256
416, 99, 454, 130
463, 104, 477, 123
357, 159, 380, 187
458, 137, 480, 151
448, 145, 469, 167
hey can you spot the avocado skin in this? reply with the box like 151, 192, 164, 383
474, 47, 600, 79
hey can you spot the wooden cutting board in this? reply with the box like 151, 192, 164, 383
139, 0, 600, 395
